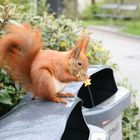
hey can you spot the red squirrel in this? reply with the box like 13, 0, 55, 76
0, 24, 89, 103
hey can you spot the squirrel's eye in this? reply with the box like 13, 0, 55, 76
78, 62, 82, 66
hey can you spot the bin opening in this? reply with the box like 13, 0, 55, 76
61, 102, 89, 140
78, 68, 118, 108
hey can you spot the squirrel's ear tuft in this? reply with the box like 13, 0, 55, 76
69, 47, 81, 58
75, 37, 84, 48
69, 37, 83, 58
69, 35, 90, 58
75, 35, 89, 53
80, 36, 89, 53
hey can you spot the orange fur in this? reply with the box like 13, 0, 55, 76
0, 24, 89, 103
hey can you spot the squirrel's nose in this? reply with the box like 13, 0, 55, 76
81, 73, 89, 80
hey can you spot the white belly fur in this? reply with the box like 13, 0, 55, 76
53, 77, 67, 93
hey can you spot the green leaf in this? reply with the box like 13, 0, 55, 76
0, 90, 13, 105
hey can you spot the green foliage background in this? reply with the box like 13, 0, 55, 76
0, 0, 140, 139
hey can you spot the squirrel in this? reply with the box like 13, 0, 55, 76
0, 24, 90, 103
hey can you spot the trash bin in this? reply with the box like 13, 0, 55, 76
64, 65, 131, 140
0, 98, 86, 140
0, 95, 107, 140
0, 65, 130, 140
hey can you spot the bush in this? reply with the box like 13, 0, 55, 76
0, 69, 24, 116
118, 79, 140, 140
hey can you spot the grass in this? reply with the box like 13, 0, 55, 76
123, 21, 140, 36
82, 19, 140, 36
82, 19, 105, 26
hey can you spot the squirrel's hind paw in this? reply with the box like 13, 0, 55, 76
57, 92, 75, 98
49, 96, 67, 104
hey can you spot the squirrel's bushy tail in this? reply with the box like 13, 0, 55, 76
0, 24, 43, 90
